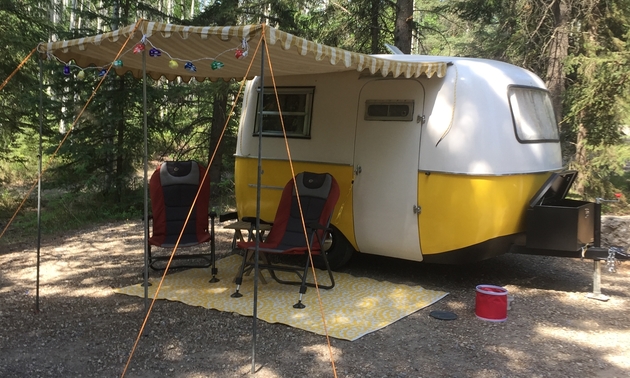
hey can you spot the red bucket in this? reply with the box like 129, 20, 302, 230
475, 285, 508, 322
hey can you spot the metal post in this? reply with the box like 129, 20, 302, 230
587, 198, 609, 301
586, 260, 609, 301
251, 35, 266, 375
35, 55, 44, 314
142, 44, 150, 310
594, 200, 602, 248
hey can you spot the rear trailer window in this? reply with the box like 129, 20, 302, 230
508, 86, 559, 143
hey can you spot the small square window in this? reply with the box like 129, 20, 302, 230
254, 87, 314, 138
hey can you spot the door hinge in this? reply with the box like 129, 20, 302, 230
417, 115, 426, 124
413, 204, 421, 214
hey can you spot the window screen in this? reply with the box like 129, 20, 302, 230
508, 86, 559, 142
254, 87, 314, 138
365, 100, 414, 121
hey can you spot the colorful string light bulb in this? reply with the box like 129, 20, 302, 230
149, 48, 161, 57
133, 43, 145, 54
168, 60, 179, 69
211, 61, 224, 70
184, 62, 197, 72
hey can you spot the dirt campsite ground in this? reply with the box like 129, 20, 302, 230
0, 217, 629, 378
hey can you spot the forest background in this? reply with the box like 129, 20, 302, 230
1, 0, 630, 241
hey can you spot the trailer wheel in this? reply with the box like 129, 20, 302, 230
315, 225, 355, 270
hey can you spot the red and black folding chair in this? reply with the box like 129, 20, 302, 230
231, 171, 339, 308
148, 160, 218, 282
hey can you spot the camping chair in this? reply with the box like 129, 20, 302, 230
148, 160, 219, 282
231, 172, 339, 309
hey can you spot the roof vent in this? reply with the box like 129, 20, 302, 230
384, 44, 404, 55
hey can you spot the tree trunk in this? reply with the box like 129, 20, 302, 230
573, 114, 588, 198
208, 83, 228, 202
394, 0, 413, 54
571, 1, 602, 199
115, 77, 126, 202
370, 0, 380, 54
111, 0, 128, 201
207, 0, 238, 202
546, 0, 569, 127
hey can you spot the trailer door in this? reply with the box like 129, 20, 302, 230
353, 79, 424, 261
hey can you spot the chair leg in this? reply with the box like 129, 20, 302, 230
293, 255, 311, 309
293, 289, 306, 309
147, 243, 155, 270
316, 231, 335, 290
208, 251, 219, 283
320, 251, 335, 290
293, 261, 308, 308
209, 215, 220, 283
142, 244, 152, 287
231, 282, 243, 298
231, 248, 250, 298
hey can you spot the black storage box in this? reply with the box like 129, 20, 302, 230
526, 171, 594, 251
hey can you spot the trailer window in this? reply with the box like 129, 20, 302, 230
364, 100, 414, 121
254, 87, 314, 138
508, 87, 559, 143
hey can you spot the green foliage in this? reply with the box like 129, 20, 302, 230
563, 53, 629, 146
442, 0, 557, 73
566, 143, 630, 214
0, 129, 43, 185
0, 187, 26, 219
294, 0, 398, 54
1, 188, 145, 243
0, 0, 57, 164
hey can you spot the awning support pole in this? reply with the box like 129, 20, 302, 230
252, 33, 266, 375
142, 45, 150, 311
35, 54, 44, 314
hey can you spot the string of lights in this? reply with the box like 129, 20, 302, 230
48, 34, 250, 80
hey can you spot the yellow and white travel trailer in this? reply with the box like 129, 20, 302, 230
233, 55, 563, 268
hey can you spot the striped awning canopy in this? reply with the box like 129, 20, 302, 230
38, 20, 448, 82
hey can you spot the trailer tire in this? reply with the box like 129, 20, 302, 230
315, 225, 355, 270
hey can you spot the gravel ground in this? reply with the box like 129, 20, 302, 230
0, 219, 629, 378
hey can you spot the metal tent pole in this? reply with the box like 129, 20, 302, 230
251, 35, 266, 375
35, 55, 44, 314
142, 46, 150, 310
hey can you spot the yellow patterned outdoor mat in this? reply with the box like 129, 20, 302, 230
113, 254, 448, 341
